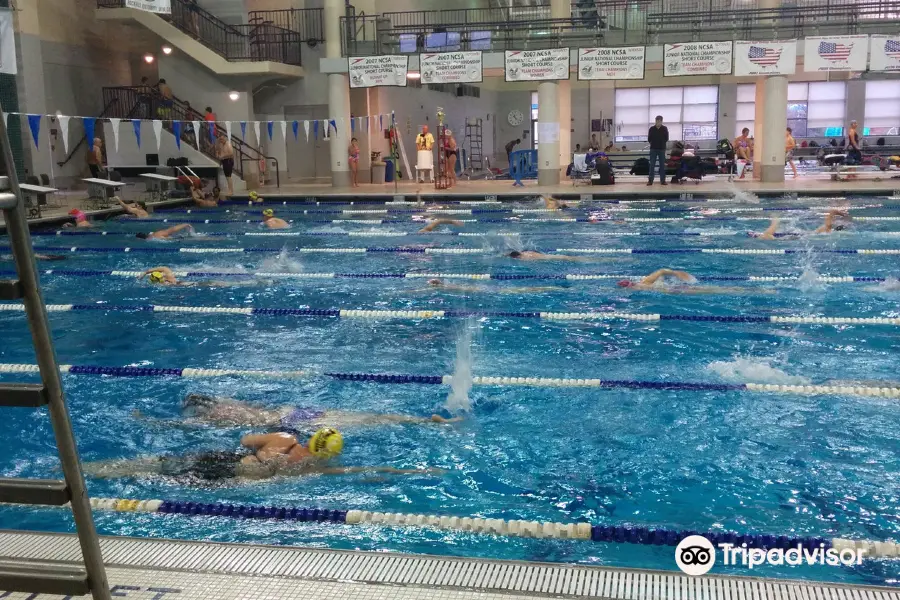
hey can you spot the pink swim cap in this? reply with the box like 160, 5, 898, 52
69, 209, 87, 222
617, 280, 634, 288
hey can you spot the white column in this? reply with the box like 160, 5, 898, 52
325, 0, 351, 187
537, 82, 560, 186
552, 0, 571, 174
757, 76, 788, 183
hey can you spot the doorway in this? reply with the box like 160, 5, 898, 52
285, 104, 331, 182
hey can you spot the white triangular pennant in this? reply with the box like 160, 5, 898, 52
152, 119, 163, 151
323, 120, 330, 140
192, 120, 202, 151
225, 121, 232, 142
58, 116, 70, 154
304, 120, 310, 142
280, 120, 287, 141
2, 113, 7, 130
253, 121, 261, 146
109, 118, 121, 153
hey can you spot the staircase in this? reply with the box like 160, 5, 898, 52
0, 109, 111, 599
101, 86, 279, 186
96, 0, 306, 77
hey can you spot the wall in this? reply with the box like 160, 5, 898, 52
197, 0, 247, 25
102, 120, 217, 168
495, 89, 531, 162
157, 54, 255, 124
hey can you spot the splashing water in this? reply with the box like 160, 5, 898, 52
796, 243, 826, 293
868, 276, 900, 292
258, 247, 304, 273
727, 183, 760, 204
445, 319, 475, 413
707, 358, 812, 385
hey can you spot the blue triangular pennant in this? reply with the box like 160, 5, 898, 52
365, 116, 369, 132
313, 120, 319, 140
330, 119, 337, 134
267, 121, 273, 141
132, 120, 141, 148
240, 121, 247, 139
208, 121, 215, 144
292, 120, 299, 140
351, 117, 356, 134
379, 115, 383, 131
27, 114, 41, 148
172, 121, 182, 149
83, 117, 96, 150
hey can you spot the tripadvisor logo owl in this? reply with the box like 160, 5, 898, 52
675, 536, 715, 576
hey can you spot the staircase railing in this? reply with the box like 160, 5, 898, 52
56, 96, 126, 167
97, 0, 301, 65
247, 8, 325, 43
101, 86, 280, 187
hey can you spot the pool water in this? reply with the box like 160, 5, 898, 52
1, 195, 899, 586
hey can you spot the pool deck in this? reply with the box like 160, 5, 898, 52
0, 531, 897, 600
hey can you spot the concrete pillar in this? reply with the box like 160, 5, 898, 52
552, 0, 571, 175
756, 75, 788, 183
13, 0, 51, 180
325, 0, 350, 187
537, 81, 560, 186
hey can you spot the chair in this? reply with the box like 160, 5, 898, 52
570, 153, 593, 186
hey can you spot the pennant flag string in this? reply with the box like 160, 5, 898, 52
132, 120, 142, 149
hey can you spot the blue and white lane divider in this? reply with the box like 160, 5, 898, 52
27, 495, 893, 557
10, 245, 900, 255
3, 303, 898, 326
2, 269, 886, 283
28, 230, 900, 238
1, 363, 898, 398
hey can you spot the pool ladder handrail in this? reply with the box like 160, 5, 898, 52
0, 106, 112, 599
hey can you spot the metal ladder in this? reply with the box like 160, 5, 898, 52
465, 118, 484, 171
0, 108, 112, 599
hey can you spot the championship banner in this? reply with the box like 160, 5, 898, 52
420, 51, 483, 84
664, 42, 733, 76
733, 41, 796, 76
868, 35, 900, 72
577, 46, 644, 80
348, 56, 409, 88
504, 48, 570, 82
804, 35, 868, 72
124, 0, 171, 14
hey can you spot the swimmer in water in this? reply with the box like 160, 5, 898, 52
62, 209, 93, 228
138, 266, 244, 287
748, 211, 851, 240
135, 223, 195, 240
542, 195, 573, 210
617, 268, 776, 295
419, 218, 464, 233
507, 250, 593, 262
262, 208, 289, 229
2, 253, 67, 261
191, 183, 220, 208
135, 393, 463, 430
117, 197, 149, 218
814, 209, 851, 234
426, 278, 564, 294
81, 431, 443, 482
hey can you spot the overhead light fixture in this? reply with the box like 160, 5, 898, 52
143, 53, 155, 64
161, 45, 173, 55
228, 91, 240, 101
407, 72, 420, 79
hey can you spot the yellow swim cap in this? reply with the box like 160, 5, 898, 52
148, 271, 165, 284
262, 209, 274, 217
308, 428, 343, 458
249, 191, 258, 199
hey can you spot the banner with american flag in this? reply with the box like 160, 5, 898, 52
734, 41, 796, 76
869, 35, 900, 72
804, 35, 868, 72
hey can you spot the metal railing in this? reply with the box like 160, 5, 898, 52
247, 7, 325, 43
97, 0, 301, 65
57, 95, 127, 168
101, 86, 280, 187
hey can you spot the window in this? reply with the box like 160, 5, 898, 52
736, 82, 846, 138
864, 81, 900, 136
614, 85, 718, 142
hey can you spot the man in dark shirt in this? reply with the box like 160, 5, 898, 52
647, 115, 669, 186
505, 138, 521, 168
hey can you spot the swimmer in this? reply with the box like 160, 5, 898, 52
138, 266, 243, 287
262, 208, 289, 229
748, 211, 850, 240
62, 209, 92, 228
1, 253, 67, 261
617, 268, 775, 295
747, 218, 801, 240
249, 190, 263, 203
542, 195, 573, 210
136, 393, 463, 430
135, 223, 195, 240
419, 218, 463, 233
426, 278, 564, 294
814, 209, 851, 234
116, 197, 149, 218
507, 250, 592, 262
81, 430, 443, 482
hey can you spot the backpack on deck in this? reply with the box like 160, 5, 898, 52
630, 157, 650, 175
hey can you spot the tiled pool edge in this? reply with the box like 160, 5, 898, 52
0, 531, 897, 600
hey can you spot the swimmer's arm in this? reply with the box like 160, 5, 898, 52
116, 197, 136, 214
312, 466, 446, 476
162, 223, 193, 237
140, 266, 175, 278
639, 269, 674, 285
240, 432, 298, 450
759, 218, 780, 240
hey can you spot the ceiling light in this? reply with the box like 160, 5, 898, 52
143, 53, 154, 63
228, 91, 240, 101
162, 45, 173, 55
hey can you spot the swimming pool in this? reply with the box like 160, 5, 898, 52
1, 194, 899, 586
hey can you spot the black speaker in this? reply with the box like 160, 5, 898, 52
456, 86, 464, 97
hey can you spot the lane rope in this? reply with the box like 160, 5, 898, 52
2, 303, 898, 326
26, 230, 900, 238
1, 269, 886, 283
1, 363, 898, 397
10, 245, 900, 256
14, 495, 897, 557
